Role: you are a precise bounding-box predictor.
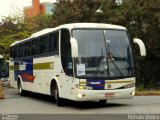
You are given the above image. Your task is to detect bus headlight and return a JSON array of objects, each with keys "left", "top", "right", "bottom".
[
  {"left": 76, "top": 85, "right": 93, "bottom": 90},
  {"left": 77, "top": 93, "right": 83, "bottom": 98},
  {"left": 123, "top": 83, "right": 135, "bottom": 89},
  {"left": 77, "top": 93, "right": 86, "bottom": 98}
]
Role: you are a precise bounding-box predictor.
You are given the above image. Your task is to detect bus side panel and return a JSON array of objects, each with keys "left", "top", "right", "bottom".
[
  {"left": 10, "top": 58, "right": 35, "bottom": 91},
  {"left": 32, "top": 55, "right": 61, "bottom": 95}
]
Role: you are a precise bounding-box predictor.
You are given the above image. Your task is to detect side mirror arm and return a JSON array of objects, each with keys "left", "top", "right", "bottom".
[{"left": 133, "top": 38, "right": 146, "bottom": 57}]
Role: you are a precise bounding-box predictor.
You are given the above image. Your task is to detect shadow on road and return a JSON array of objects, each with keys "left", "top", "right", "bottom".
[
  {"left": 4, "top": 87, "right": 129, "bottom": 109},
  {"left": 21, "top": 91, "right": 129, "bottom": 109},
  {"left": 69, "top": 102, "right": 128, "bottom": 109}
]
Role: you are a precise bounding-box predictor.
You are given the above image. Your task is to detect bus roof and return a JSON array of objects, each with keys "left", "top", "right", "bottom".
[
  {"left": 10, "top": 23, "right": 127, "bottom": 46},
  {"left": 59, "top": 23, "right": 127, "bottom": 30}
]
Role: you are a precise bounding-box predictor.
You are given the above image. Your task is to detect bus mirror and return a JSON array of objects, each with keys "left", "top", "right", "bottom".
[
  {"left": 70, "top": 37, "right": 78, "bottom": 57},
  {"left": 133, "top": 38, "right": 146, "bottom": 56}
]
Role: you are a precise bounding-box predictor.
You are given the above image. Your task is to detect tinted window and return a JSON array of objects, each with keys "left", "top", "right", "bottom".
[
  {"left": 10, "top": 47, "right": 14, "bottom": 59},
  {"left": 61, "top": 29, "right": 73, "bottom": 76},
  {"left": 39, "top": 35, "right": 49, "bottom": 54},
  {"left": 32, "top": 38, "right": 39, "bottom": 56},
  {"left": 25, "top": 42, "right": 32, "bottom": 57},
  {"left": 49, "top": 32, "right": 59, "bottom": 53},
  {"left": 15, "top": 45, "right": 19, "bottom": 58},
  {"left": 19, "top": 44, "right": 25, "bottom": 58}
]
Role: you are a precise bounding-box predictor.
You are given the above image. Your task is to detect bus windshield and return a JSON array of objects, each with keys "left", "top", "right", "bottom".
[{"left": 72, "top": 29, "right": 134, "bottom": 78}]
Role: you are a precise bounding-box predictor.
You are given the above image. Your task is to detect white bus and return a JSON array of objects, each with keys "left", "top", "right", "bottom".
[{"left": 9, "top": 23, "right": 146, "bottom": 106}]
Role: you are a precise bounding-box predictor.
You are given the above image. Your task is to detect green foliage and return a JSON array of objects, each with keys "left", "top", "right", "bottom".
[
  {"left": 24, "top": 15, "right": 53, "bottom": 32},
  {"left": 52, "top": 0, "right": 101, "bottom": 26},
  {"left": 121, "top": 0, "right": 160, "bottom": 59},
  {"left": 0, "top": 16, "right": 32, "bottom": 59}
]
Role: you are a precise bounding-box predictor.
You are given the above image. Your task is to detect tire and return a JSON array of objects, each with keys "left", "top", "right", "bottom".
[
  {"left": 51, "top": 83, "right": 64, "bottom": 107},
  {"left": 99, "top": 100, "right": 107, "bottom": 104},
  {"left": 17, "top": 80, "right": 25, "bottom": 96},
  {"left": 54, "top": 84, "right": 64, "bottom": 106}
]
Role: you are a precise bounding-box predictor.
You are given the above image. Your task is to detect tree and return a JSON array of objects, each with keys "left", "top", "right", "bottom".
[
  {"left": 0, "top": 16, "right": 31, "bottom": 59},
  {"left": 120, "top": 0, "right": 160, "bottom": 59},
  {"left": 52, "top": 0, "right": 101, "bottom": 26}
]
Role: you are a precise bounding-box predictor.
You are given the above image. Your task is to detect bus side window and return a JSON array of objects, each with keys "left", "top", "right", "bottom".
[
  {"left": 24, "top": 42, "right": 28, "bottom": 57},
  {"left": 50, "top": 32, "right": 59, "bottom": 53},
  {"left": 32, "top": 38, "right": 39, "bottom": 56},
  {"left": 25, "top": 42, "right": 32, "bottom": 57},
  {"left": 28, "top": 42, "right": 32, "bottom": 56},
  {"left": 61, "top": 29, "right": 73, "bottom": 77},
  {"left": 54, "top": 32, "right": 59, "bottom": 52},
  {"left": 19, "top": 44, "right": 24, "bottom": 58},
  {"left": 40, "top": 36, "right": 45, "bottom": 54},
  {"left": 22, "top": 44, "right": 25, "bottom": 57},
  {"left": 45, "top": 35, "right": 50, "bottom": 53},
  {"left": 40, "top": 35, "right": 49, "bottom": 55},
  {"left": 10, "top": 47, "right": 14, "bottom": 59},
  {"left": 15, "top": 45, "right": 19, "bottom": 59},
  {"left": 50, "top": 33, "right": 54, "bottom": 53}
]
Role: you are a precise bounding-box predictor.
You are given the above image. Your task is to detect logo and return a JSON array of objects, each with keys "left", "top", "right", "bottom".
[
  {"left": 90, "top": 82, "right": 101, "bottom": 85},
  {"left": 2, "top": 114, "right": 18, "bottom": 120},
  {"left": 107, "top": 84, "right": 112, "bottom": 89},
  {"left": 87, "top": 79, "right": 105, "bottom": 90}
]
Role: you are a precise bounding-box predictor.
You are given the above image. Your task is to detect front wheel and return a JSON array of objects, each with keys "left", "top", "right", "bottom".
[{"left": 54, "top": 84, "right": 64, "bottom": 106}]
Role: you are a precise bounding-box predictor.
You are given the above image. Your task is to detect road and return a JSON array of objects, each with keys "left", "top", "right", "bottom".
[{"left": 0, "top": 87, "right": 160, "bottom": 120}]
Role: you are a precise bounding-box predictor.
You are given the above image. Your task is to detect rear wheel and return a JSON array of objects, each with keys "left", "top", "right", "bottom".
[{"left": 17, "top": 80, "right": 25, "bottom": 96}]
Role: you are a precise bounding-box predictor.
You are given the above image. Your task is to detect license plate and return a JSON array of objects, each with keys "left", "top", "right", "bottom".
[{"left": 105, "top": 93, "right": 115, "bottom": 97}]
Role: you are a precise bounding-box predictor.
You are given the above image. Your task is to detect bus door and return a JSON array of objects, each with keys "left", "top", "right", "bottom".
[{"left": 60, "top": 29, "right": 75, "bottom": 98}]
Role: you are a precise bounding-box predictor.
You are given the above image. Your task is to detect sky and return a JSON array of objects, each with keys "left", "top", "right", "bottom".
[{"left": 0, "top": 0, "right": 56, "bottom": 21}]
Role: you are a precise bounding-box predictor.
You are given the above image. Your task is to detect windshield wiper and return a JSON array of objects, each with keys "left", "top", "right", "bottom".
[
  {"left": 94, "top": 48, "right": 104, "bottom": 77},
  {"left": 106, "top": 45, "right": 124, "bottom": 77},
  {"left": 109, "top": 55, "right": 124, "bottom": 77},
  {"left": 104, "top": 31, "right": 124, "bottom": 77}
]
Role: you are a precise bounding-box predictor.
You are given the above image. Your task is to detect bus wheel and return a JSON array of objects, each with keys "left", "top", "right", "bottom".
[
  {"left": 54, "top": 84, "right": 64, "bottom": 106},
  {"left": 99, "top": 100, "right": 107, "bottom": 104},
  {"left": 17, "top": 80, "right": 25, "bottom": 96}
]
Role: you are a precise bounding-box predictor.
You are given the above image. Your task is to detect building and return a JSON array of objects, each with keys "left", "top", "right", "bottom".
[{"left": 24, "top": 0, "right": 55, "bottom": 17}]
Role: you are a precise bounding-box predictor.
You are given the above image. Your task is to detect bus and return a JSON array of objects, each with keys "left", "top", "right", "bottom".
[
  {"left": 0, "top": 55, "right": 9, "bottom": 80},
  {"left": 9, "top": 23, "right": 146, "bottom": 106}
]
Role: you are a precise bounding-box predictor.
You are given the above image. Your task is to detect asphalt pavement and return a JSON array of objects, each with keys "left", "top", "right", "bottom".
[{"left": 0, "top": 87, "right": 160, "bottom": 120}]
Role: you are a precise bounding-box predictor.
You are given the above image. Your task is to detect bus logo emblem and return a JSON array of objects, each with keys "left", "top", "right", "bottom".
[{"left": 107, "top": 84, "right": 111, "bottom": 89}]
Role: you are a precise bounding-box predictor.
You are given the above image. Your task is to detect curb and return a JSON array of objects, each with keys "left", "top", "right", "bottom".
[{"left": 135, "top": 92, "right": 160, "bottom": 96}]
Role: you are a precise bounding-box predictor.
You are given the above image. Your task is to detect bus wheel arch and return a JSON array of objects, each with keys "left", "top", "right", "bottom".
[
  {"left": 17, "top": 77, "right": 25, "bottom": 96},
  {"left": 50, "top": 79, "right": 64, "bottom": 106},
  {"left": 50, "top": 79, "right": 57, "bottom": 97}
]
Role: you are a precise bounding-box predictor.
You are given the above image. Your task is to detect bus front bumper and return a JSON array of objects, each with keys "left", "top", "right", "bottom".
[{"left": 73, "top": 87, "right": 135, "bottom": 101}]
